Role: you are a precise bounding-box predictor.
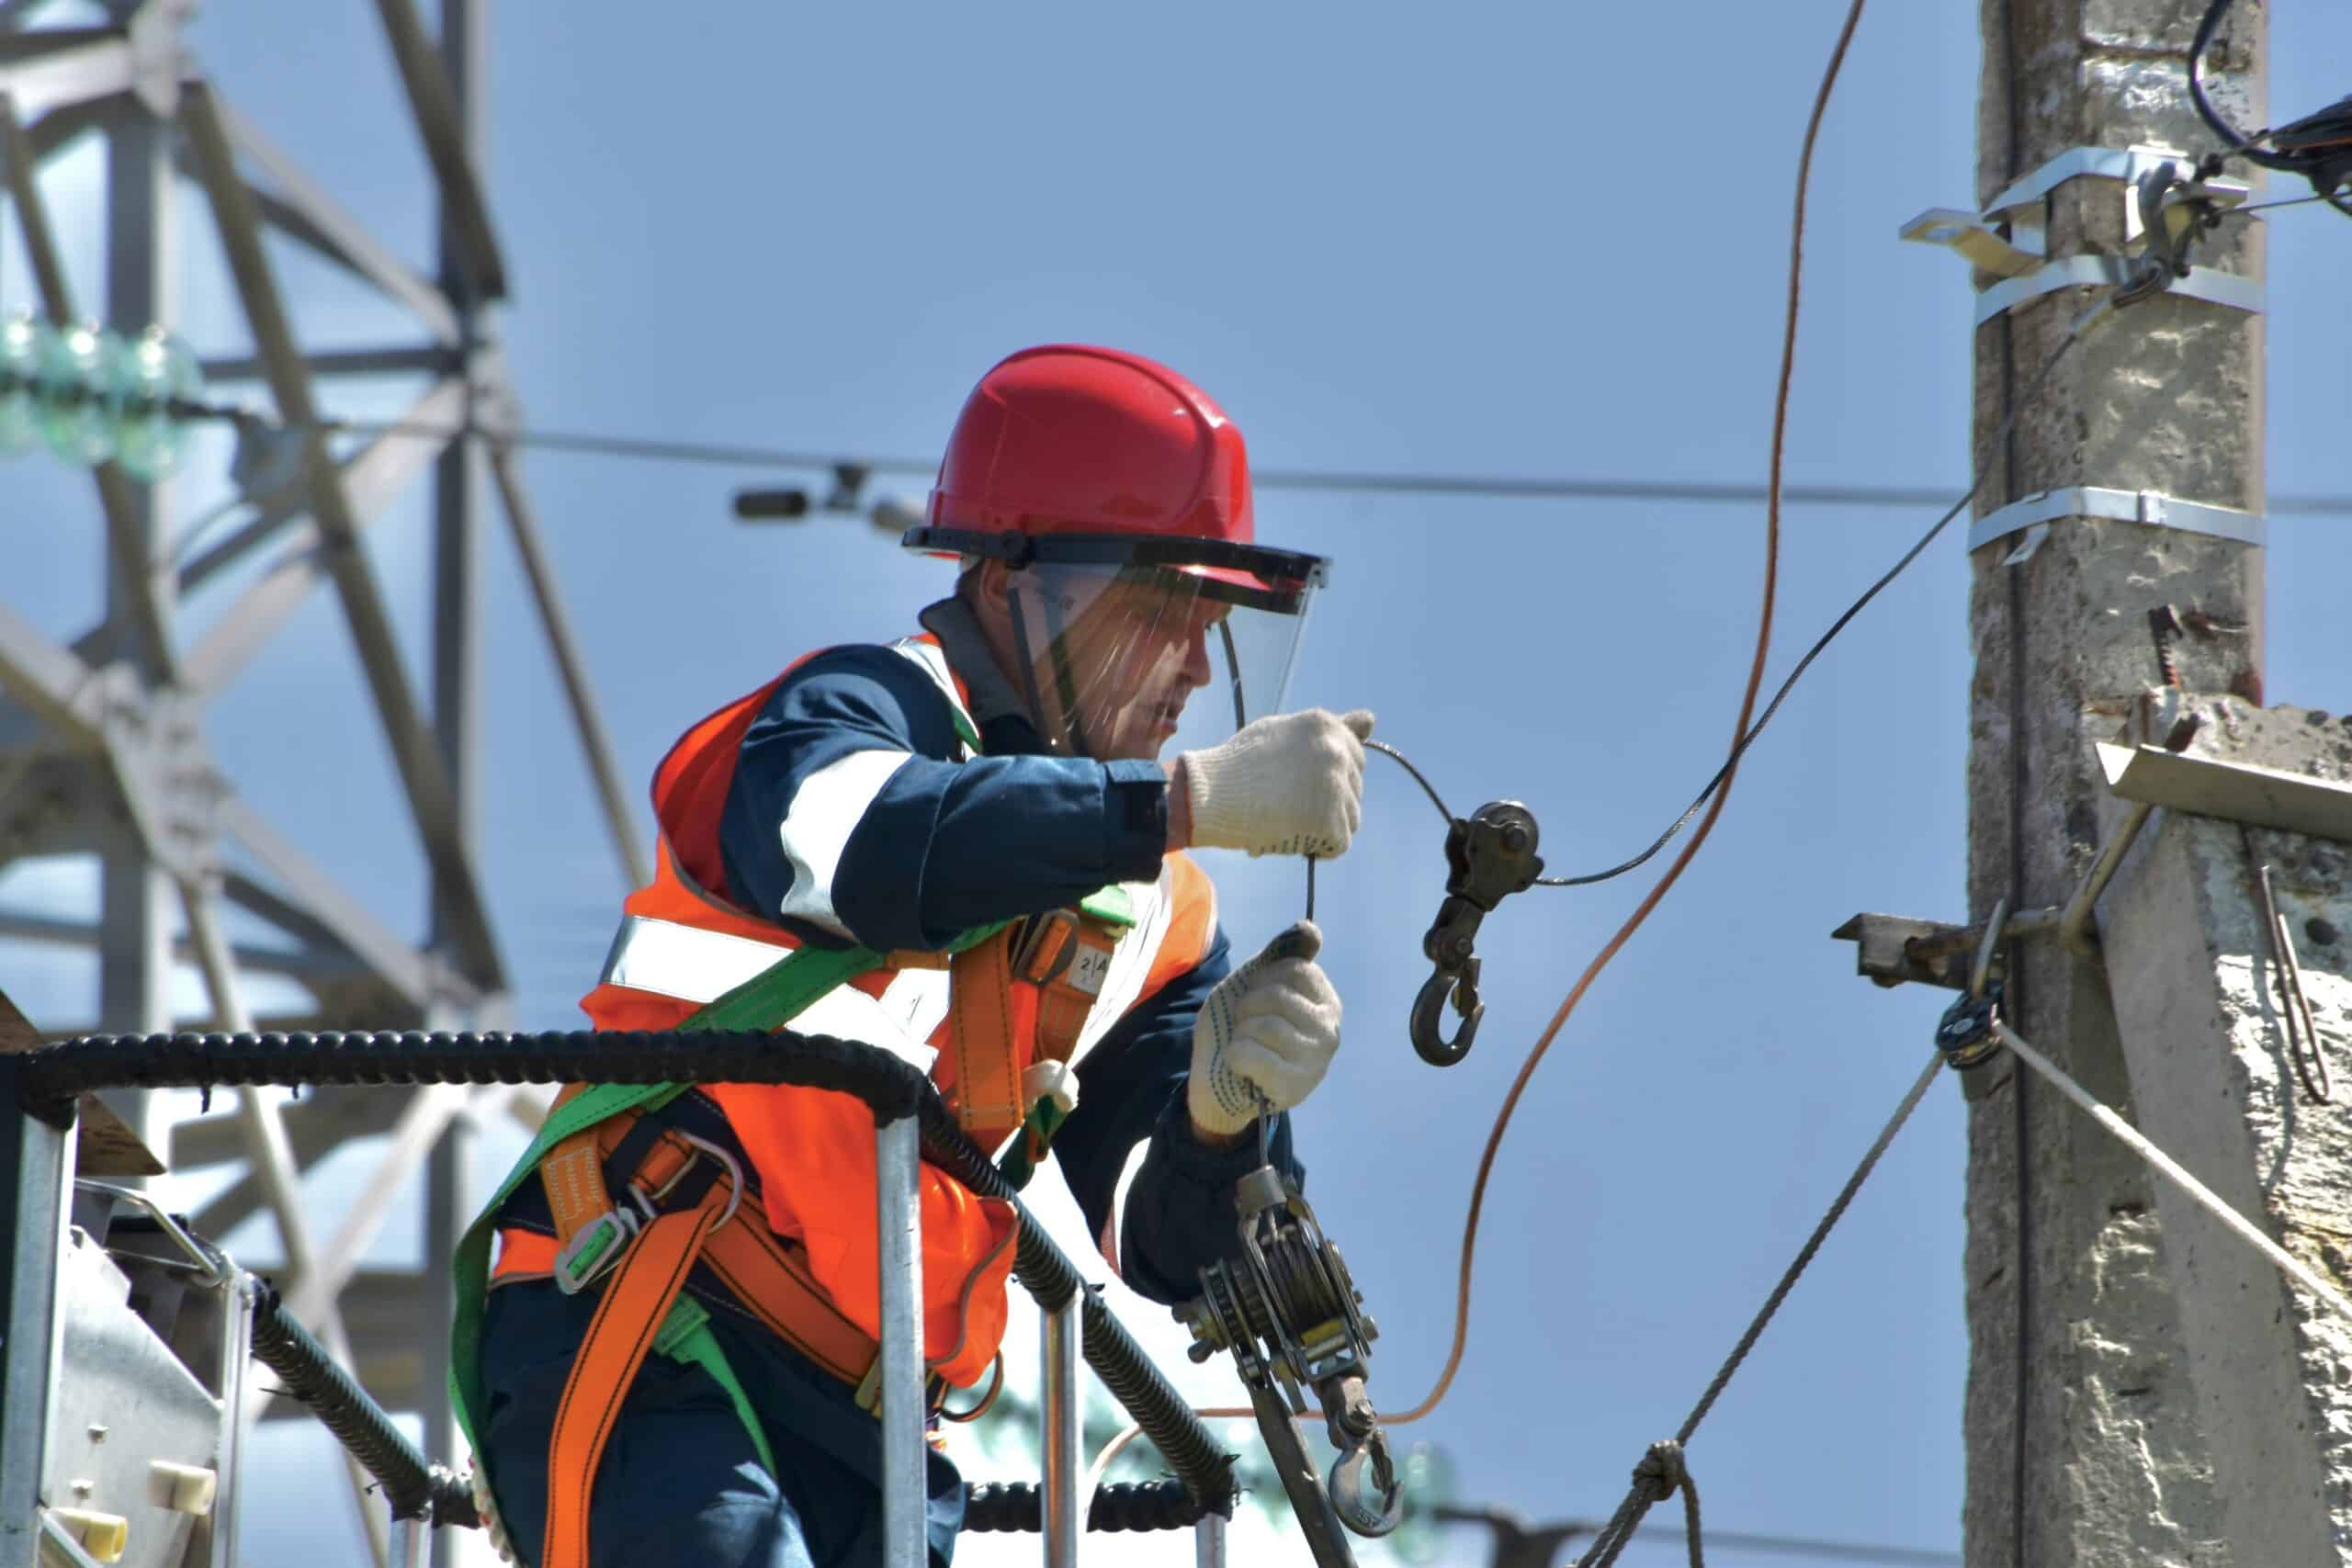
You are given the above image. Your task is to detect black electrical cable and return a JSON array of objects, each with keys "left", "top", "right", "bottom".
[
  {"left": 962, "top": 1481, "right": 1215, "bottom": 1533},
  {"left": 2189, "top": 0, "right": 2352, "bottom": 206},
  {"left": 2189, "top": 0, "right": 2282, "bottom": 168},
  {"left": 249, "top": 1280, "right": 480, "bottom": 1526},
  {"left": 1410, "top": 290, "right": 2119, "bottom": 893}
]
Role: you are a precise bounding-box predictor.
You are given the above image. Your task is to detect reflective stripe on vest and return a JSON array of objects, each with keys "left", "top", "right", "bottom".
[
  {"left": 598, "top": 913, "right": 948, "bottom": 1069},
  {"left": 889, "top": 636, "right": 979, "bottom": 757}
]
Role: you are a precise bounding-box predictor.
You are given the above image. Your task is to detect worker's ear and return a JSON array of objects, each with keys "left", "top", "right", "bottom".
[{"left": 963, "top": 559, "right": 1016, "bottom": 616}]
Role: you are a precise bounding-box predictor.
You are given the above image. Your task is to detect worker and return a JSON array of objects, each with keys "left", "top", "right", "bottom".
[{"left": 458, "top": 344, "right": 1374, "bottom": 1567}]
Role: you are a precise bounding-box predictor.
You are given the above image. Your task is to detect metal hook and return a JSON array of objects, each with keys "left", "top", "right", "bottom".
[
  {"left": 1329, "top": 1436, "right": 1406, "bottom": 1538},
  {"left": 1411, "top": 960, "right": 1483, "bottom": 1066},
  {"left": 1407, "top": 801, "right": 1541, "bottom": 1068}
]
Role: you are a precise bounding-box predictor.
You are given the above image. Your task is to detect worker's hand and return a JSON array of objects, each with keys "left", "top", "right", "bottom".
[
  {"left": 1189, "top": 922, "right": 1341, "bottom": 1140},
  {"left": 1174, "top": 708, "right": 1374, "bottom": 858}
]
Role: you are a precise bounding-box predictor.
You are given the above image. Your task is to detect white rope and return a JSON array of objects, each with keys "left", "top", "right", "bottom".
[{"left": 1992, "top": 1021, "right": 2352, "bottom": 1325}]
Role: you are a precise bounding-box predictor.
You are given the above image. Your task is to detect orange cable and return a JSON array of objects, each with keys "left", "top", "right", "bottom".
[{"left": 1385, "top": 0, "right": 1871, "bottom": 1428}]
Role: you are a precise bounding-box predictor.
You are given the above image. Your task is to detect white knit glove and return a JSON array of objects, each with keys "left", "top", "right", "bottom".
[
  {"left": 1188, "top": 921, "right": 1342, "bottom": 1139},
  {"left": 1181, "top": 709, "right": 1374, "bottom": 858}
]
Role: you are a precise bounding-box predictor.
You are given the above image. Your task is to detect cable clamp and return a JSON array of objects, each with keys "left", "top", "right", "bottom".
[
  {"left": 1969, "top": 486, "right": 2263, "bottom": 558},
  {"left": 1934, "top": 897, "right": 2012, "bottom": 1071},
  {"left": 1936, "top": 976, "right": 2007, "bottom": 1071},
  {"left": 1902, "top": 143, "right": 2257, "bottom": 324}
]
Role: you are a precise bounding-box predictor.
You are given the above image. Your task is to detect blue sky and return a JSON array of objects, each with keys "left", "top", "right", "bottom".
[{"left": 5, "top": 4, "right": 2350, "bottom": 1564}]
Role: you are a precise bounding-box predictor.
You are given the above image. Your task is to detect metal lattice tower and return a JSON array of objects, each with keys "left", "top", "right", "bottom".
[{"left": 0, "top": 3, "right": 645, "bottom": 1562}]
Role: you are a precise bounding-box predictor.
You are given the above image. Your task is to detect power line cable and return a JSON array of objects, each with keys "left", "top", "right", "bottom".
[
  {"left": 414, "top": 423, "right": 2352, "bottom": 515},
  {"left": 12, "top": 335, "right": 2351, "bottom": 514}
]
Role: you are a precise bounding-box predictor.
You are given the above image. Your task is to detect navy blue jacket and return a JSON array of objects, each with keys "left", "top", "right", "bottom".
[{"left": 717, "top": 642, "right": 1304, "bottom": 1305}]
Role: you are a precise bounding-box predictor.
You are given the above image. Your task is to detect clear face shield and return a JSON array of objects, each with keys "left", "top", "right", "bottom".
[{"left": 996, "top": 546, "right": 1324, "bottom": 762}]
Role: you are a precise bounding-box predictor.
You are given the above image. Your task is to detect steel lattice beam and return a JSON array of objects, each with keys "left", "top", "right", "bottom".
[{"left": 0, "top": 8, "right": 633, "bottom": 1565}]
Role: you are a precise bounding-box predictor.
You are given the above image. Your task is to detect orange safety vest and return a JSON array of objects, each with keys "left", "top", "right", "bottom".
[{"left": 500, "top": 633, "right": 1216, "bottom": 1388}]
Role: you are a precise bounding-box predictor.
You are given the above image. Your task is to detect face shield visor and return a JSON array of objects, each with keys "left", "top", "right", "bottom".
[{"left": 917, "top": 530, "right": 1328, "bottom": 762}]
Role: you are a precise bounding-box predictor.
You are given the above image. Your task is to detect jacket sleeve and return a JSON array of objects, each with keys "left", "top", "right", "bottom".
[
  {"left": 1050, "top": 924, "right": 1311, "bottom": 1306},
  {"left": 718, "top": 646, "right": 1171, "bottom": 952}
]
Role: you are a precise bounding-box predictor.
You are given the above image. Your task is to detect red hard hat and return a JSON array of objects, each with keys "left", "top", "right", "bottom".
[{"left": 924, "top": 344, "right": 1253, "bottom": 547}]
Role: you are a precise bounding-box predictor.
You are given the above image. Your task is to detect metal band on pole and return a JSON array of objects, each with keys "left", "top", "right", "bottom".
[
  {"left": 876, "top": 1115, "right": 928, "bottom": 1568},
  {"left": 1967, "top": 486, "right": 2264, "bottom": 555},
  {"left": 1972, "top": 254, "right": 2261, "bottom": 324},
  {"left": 1042, "top": 1298, "right": 1083, "bottom": 1566}
]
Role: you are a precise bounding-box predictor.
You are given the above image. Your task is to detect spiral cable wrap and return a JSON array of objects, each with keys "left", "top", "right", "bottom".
[
  {"left": 8, "top": 1026, "right": 1239, "bottom": 1524},
  {"left": 962, "top": 1480, "right": 1216, "bottom": 1533},
  {"left": 249, "top": 1280, "right": 479, "bottom": 1527},
  {"left": 15, "top": 1027, "right": 930, "bottom": 1125}
]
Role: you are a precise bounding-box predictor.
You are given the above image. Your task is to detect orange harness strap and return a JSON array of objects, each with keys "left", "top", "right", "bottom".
[
  {"left": 1014, "top": 909, "right": 1119, "bottom": 1061},
  {"left": 496, "top": 1101, "right": 880, "bottom": 1391},
  {"left": 541, "top": 1192, "right": 728, "bottom": 1568},
  {"left": 944, "top": 909, "right": 1122, "bottom": 1147},
  {"left": 946, "top": 931, "right": 1022, "bottom": 1146}
]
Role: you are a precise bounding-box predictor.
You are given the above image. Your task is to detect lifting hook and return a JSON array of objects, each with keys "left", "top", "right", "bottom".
[{"left": 1410, "top": 801, "right": 1544, "bottom": 1066}]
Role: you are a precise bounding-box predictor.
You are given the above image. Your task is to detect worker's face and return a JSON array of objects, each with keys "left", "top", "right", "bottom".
[{"left": 1016, "top": 570, "right": 1224, "bottom": 761}]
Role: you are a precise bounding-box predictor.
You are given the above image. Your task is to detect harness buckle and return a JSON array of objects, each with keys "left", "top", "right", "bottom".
[
  {"left": 553, "top": 1207, "right": 642, "bottom": 1295},
  {"left": 631, "top": 1131, "right": 747, "bottom": 1237},
  {"left": 554, "top": 1132, "right": 748, "bottom": 1295},
  {"left": 851, "top": 1361, "right": 954, "bottom": 1418}
]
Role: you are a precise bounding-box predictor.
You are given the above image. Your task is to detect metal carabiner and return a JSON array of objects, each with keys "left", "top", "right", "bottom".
[{"left": 1410, "top": 956, "right": 1483, "bottom": 1067}]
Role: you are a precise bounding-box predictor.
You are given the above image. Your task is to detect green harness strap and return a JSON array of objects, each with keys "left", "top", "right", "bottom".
[
  {"left": 448, "top": 936, "right": 908, "bottom": 1463},
  {"left": 450, "top": 860, "right": 1142, "bottom": 1481}
]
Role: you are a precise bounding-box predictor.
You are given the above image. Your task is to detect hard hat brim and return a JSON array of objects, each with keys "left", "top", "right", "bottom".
[{"left": 903, "top": 526, "right": 1327, "bottom": 616}]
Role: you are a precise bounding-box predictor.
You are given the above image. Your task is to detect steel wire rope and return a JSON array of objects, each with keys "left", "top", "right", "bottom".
[
  {"left": 1573, "top": 1053, "right": 1947, "bottom": 1568},
  {"left": 1990, "top": 1021, "right": 2352, "bottom": 1323},
  {"left": 1080, "top": 1058, "right": 1951, "bottom": 1558}
]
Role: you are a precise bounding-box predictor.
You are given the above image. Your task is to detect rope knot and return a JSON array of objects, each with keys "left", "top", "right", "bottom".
[{"left": 1633, "top": 1438, "right": 1688, "bottom": 1502}]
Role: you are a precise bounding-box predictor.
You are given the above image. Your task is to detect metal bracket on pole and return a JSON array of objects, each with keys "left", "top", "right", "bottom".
[
  {"left": 1902, "top": 143, "right": 2257, "bottom": 323},
  {"left": 1968, "top": 487, "right": 2265, "bottom": 556}
]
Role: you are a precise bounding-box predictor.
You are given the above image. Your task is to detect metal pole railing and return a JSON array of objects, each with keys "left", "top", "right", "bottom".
[
  {"left": 7, "top": 1027, "right": 1238, "bottom": 1529},
  {"left": 1042, "top": 1297, "right": 1083, "bottom": 1565},
  {"left": 876, "top": 1114, "right": 929, "bottom": 1568}
]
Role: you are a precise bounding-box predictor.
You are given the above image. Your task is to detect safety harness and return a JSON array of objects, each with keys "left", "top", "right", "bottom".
[{"left": 451, "top": 873, "right": 1135, "bottom": 1568}]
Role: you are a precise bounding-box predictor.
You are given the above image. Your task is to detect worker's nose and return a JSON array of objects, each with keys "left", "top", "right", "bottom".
[{"left": 1181, "top": 626, "right": 1215, "bottom": 689}]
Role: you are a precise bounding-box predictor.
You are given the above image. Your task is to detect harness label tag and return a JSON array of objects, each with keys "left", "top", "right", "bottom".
[{"left": 1068, "top": 943, "right": 1112, "bottom": 997}]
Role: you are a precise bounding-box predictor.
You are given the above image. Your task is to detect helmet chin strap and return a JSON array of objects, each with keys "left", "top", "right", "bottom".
[
  {"left": 1218, "top": 616, "right": 1248, "bottom": 729},
  {"left": 1039, "top": 582, "right": 1097, "bottom": 758},
  {"left": 1007, "top": 578, "right": 1096, "bottom": 758}
]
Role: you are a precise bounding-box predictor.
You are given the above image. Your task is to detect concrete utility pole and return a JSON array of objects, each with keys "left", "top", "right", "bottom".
[{"left": 1962, "top": 2, "right": 2267, "bottom": 1566}]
